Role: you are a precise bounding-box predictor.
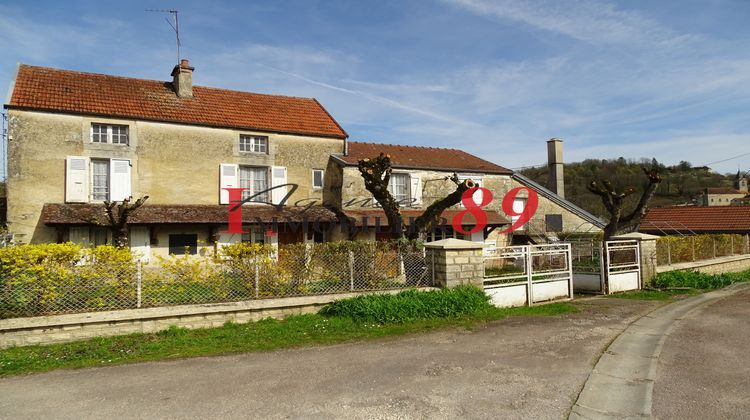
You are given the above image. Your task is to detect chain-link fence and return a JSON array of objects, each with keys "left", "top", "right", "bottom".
[
  {"left": 656, "top": 234, "right": 750, "bottom": 266},
  {"left": 0, "top": 242, "right": 433, "bottom": 319}
]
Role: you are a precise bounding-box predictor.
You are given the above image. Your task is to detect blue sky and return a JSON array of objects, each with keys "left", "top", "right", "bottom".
[{"left": 2, "top": 0, "right": 749, "bottom": 175}]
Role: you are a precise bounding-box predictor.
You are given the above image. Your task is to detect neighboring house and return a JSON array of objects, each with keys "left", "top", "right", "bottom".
[
  {"left": 639, "top": 206, "right": 750, "bottom": 235},
  {"left": 700, "top": 171, "right": 749, "bottom": 206},
  {"left": 329, "top": 140, "right": 604, "bottom": 247},
  {"left": 4, "top": 61, "right": 602, "bottom": 257}
]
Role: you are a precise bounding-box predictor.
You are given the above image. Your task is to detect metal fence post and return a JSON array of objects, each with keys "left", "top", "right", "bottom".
[
  {"left": 525, "top": 246, "right": 533, "bottom": 306},
  {"left": 349, "top": 250, "right": 355, "bottom": 291},
  {"left": 136, "top": 260, "right": 142, "bottom": 309},
  {"left": 731, "top": 235, "right": 735, "bottom": 255},
  {"left": 254, "top": 255, "right": 260, "bottom": 298},
  {"left": 712, "top": 237, "right": 717, "bottom": 259},
  {"left": 667, "top": 240, "right": 672, "bottom": 265},
  {"left": 691, "top": 237, "right": 696, "bottom": 262}
]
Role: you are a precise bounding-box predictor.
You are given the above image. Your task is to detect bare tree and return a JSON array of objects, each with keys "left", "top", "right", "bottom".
[
  {"left": 348, "top": 153, "right": 474, "bottom": 240},
  {"left": 587, "top": 167, "right": 661, "bottom": 239},
  {"left": 102, "top": 196, "right": 149, "bottom": 247}
]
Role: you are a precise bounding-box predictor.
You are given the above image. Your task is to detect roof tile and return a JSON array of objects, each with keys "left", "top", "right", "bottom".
[
  {"left": 337, "top": 141, "right": 512, "bottom": 174},
  {"left": 8, "top": 65, "right": 348, "bottom": 139},
  {"left": 640, "top": 206, "right": 750, "bottom": 233}
]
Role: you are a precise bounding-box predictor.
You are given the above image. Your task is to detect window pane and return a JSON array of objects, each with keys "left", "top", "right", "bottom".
[
  {"left": 388, "top": 174, "right": 409, "bottom": 202},
  {"left": 92, "top": 160, "right": 109, "bottom": 201},
  {"left": 111, "top": 125, "right": 128, "bottom": 145},
  {"left": 313, "top": 170, "right": 324, "bottom": 188},
  {"left": 240, "top": 167, "right": 269, "bottom": 202},
  {"left": 168, "top": 234, "right": 198, "bottom": 255},
  {"left": 92, "top": 124, "right": 107, "bottom": 143}
]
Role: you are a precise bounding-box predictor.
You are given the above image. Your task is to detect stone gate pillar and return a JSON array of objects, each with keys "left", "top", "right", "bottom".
[{"left": 424, "top": 238, "right": 484, "bottom": 288}]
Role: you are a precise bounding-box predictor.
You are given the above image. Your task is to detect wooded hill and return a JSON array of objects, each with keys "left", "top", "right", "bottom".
[{"left": 519, "top": 158, "right": 737, "bottom": 219}]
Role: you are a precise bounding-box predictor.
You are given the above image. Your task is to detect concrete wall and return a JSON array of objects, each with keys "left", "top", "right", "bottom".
[
  {"left": 656, "top": 255, "right": 750, "bottom": 276},
  {"left": 0, "top": 289, "right": 434, "bottom": 348},
  {"left": 6, "top": 109, "right": 345, "bottom": 244}
]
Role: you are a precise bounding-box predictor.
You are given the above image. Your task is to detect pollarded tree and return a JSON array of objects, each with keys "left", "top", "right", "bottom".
[
  {"left": 102, "top": 196, "right": 149, "bottom": 247},
  {"left": 587, "top": 167, "right": 661, "bottom": 240}
]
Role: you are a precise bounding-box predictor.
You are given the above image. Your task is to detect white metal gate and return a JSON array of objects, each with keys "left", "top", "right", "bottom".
[
  {"left": 605, "top": 239, "right": 641, "bottom": 293},
  {"left": 483, "top": 244, "right": 573, "bottom": 307}
]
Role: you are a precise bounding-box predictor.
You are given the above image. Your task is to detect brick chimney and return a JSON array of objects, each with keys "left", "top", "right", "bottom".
[
  {"left": 547, "top": 138, "right": 564, "bottom": 198},
  {"left": 171, "top": 59, "right": 194, "bottom": 98}
]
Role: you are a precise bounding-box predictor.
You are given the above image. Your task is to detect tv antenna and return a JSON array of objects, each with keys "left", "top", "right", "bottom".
[{"left": 146, "top": 9, "right": 181, "bottom": 64}]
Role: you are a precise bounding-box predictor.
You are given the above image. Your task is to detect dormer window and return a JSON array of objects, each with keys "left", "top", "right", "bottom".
[
  {"left": 240, "top": 135, "right": 268, "bottom": 153},
  {"left": 91, "top": 123, "right": 129, "bottom": 145}
]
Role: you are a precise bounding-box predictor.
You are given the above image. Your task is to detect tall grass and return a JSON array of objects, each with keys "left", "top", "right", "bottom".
[
  {"left": 319, "top": 286, "right": 493, "bottom": 323},
  {"left": 651, "top": 269, "right": 750, "bottom": 290}
]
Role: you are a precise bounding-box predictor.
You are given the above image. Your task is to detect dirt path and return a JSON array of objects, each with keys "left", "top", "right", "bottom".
[{"left": 0, "top": 298, "right": 657, "bottom": 420}]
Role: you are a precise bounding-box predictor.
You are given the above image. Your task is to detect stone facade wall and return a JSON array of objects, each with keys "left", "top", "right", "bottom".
[{"left": 6, "top": 109, "right": 345, "bottom": 244}]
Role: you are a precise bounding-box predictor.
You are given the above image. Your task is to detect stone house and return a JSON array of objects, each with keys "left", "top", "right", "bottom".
[
  {"left": 700, "top": 171, "right": 749, "bottom": 206},
  {"left": 4, "top": 61, "right": 602, "bottom": 258}
]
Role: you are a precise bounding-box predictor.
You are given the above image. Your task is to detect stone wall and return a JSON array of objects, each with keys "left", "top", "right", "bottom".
[
  {"left": 656, "top": 255, "right": 750, "bottom": 276},
  {"left": 0, "top": 288, "right": 433, "bottom": 348}
]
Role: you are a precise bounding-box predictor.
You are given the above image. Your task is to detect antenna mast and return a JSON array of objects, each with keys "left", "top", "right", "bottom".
[{"left": 146, "top": 9, "right": 181, "bottom": 64}]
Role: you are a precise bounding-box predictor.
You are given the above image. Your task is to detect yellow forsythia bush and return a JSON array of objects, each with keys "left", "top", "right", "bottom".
[{"left": 0, "top": 243, "right": 137, "bottom": 318}]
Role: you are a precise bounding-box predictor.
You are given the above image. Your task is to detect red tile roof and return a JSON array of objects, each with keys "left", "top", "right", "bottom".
[
  {"left": 705, "top": 187, "right": 745, "bottom": 195},
  {"left": 336, "top": 141, "right": 512, "bottom": 174},
  {"left": 42, "top": 204, "right": 507, "bottom": 227},
  {"left": 640, "top": 206, "right": 750, "bottom": 233},
  {"left": 7, "top": 64, "right": 348, "bottom": 139}
]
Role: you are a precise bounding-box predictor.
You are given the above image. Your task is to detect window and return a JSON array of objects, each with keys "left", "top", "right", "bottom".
[
  {"left": 91, "top": 159, "right": 110, "bottom": 201},
  {"left": 545, "top": 214, "right": 563, "bottom": 232},
  {"left": 312, "top": 169, "right": 324, "bottom": 189},
  {"left": 91, "top": 124, "right": 129, "bottom": 145},
  {"left": 169, "top": 234, "right": 198, "bottom": 255},
  {"left": 239, "top": 166, "right": 269, "bottom": 203},
  {"left": 239, "top": 135, "right": 268, "bottom": 153},
  {"left": 388, "top": 173, "right": 410, "bottom": 202},
  {"left": 241, "top": 228, "right": 266, "bottom": 244}
]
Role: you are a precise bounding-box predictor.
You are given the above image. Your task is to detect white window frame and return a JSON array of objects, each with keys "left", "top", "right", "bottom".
[
  {"left": 239, "top": 135, "right": 268, "bottom": 153},
  {"left": 239, "top": 166, "right": 270, "bottom": 203},
  {"left": 91, "top": 123, "right": 129, "bottom": 145},
  {"left": 388, "top": 173, "right": 410, "bottom": 203},
  {"left": 312, "top": 169, "right": 324, "bottom": 189}
]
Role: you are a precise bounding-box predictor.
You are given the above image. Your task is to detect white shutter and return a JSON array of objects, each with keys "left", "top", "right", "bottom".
[
  {"left": 271, "top": 166, "right": 287, "bottom": 205},
  {"left": 472, "top": 178, "right": 483, "bottom": 206},
  {"left": 65, "top": 156, "right": 89, "bottom": 203},
  {"left": 513, "top": 198, "right": 526, "bottom": 231},
  {"left": 110, "top": 159, "right": 131, "bottom": 201},
  {"left": 409, "top": 174, "right": 422, "bottom": 207},
  {"left": 220, "top": 164, "right": 239, "bottom": 204}
]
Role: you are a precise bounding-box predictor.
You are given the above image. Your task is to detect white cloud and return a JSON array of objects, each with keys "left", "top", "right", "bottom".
[{"left": 441, "top": 0, "right": 695, "bottom": 46}]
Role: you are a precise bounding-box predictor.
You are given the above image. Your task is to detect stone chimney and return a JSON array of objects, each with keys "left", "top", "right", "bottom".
[
  {"left": 547, "top": 138, "right": 564, "bottom": 198},
  {"left": 171, "top": 59, "right": 194, "bottom": 98}
]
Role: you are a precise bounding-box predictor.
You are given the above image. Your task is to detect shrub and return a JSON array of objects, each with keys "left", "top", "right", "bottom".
[
  {"left": 319, "top": 285, "right": 492, "bottom": 323},
  {"left": 651, "top": 269, "right": 750, "bottom": 290}
]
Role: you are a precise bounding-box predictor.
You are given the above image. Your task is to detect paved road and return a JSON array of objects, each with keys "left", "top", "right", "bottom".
[
  {"left": 652, "top": 286, "right": 750, "bottom": 418},
  {"left": 0, "top": 298, "right": 657, "bottom": 420}
]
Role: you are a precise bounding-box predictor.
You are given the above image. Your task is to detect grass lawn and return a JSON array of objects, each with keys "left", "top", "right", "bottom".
[{"left": 0, "top": 302, "right": 576, "bottom": 376}]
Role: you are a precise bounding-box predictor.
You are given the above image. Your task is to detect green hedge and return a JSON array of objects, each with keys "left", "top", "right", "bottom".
[
  {"left": 319, "top": 286, "right": 492, "bottom": 324},
  {"left": 652, "top": 269, "right": 750, "bottom": 290}
]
